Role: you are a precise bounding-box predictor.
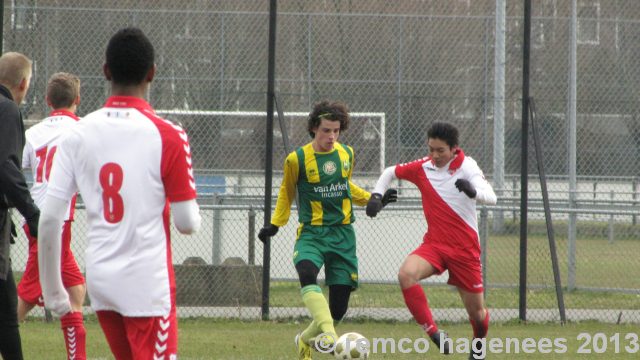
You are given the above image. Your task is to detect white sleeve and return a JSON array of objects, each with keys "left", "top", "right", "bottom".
[
  {"left": 469, "top": 166, "right": 497, "bottom": 205},
  {"left": 22, "top": 141, "right": 32, "bottom": 170},
  {"left": 38, "top": 195, "right": 72, "bottom": 316},
  {"left": 171, "top": 199, "right": 201, "bottom": 234},
  {"left": 372, "top": 166, "right": 398, "bottom": 195}
]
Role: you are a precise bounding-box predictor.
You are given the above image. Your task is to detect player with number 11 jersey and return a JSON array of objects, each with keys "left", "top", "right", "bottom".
[{"left": 20, "top": 72, "right": 87, "bottom": 360}]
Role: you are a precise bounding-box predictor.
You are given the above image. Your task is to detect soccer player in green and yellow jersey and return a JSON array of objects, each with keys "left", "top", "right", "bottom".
[{"left": 259, "top": 100, "right": 397, "bottom": 360}]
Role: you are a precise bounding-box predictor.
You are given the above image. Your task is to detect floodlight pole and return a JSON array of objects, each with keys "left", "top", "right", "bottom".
[
  {"left": 519, "top": 0, "right": 532, "bottom": 322},
  {"left": 262, "top": 0, "right": 277, "bottom": 321},
  {"left": 567, "top": 0, "right": 578, "bottom": 291}
]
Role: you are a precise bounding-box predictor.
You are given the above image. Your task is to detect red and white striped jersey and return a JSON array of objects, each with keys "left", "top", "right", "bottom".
[
  {"left": 394, "top": 150, "right": 496, "bottom": 255},
  {"left": 22, "top": 110, "right": 79, "bottom": 222},
  {"left": 46, "top": 96, "right": 196, "bottom": 316}
]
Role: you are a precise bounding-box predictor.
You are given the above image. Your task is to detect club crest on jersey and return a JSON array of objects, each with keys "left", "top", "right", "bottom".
[
  {"left": 323, "top": 161, "right": 337, "bottom": 175},
  {"left": 342, "top": 160, "right": 351, "bottom": 171}
]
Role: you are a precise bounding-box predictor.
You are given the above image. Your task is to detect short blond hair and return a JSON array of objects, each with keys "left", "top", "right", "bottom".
[
  {"left": 47, "top": 72, "right": 80, "bottom": 109},
  {"left": 0, "top": 52, "right": 32, "bottom": 88}
]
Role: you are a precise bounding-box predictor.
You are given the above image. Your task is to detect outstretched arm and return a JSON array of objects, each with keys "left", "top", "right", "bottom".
[
  {"left": 366, "top": 166, "right": 398, "bottom": 217},
  {"left": 270, "top": 152, "right": 298, "bottom": 227},
  {"left": 349, "top": 181, "right": 370, "bottom": 206},
  {"left": 372, "top": 166, "right": 397, "bottom": 195},
  {"left": 259, "top": 153, "right": 298, "bottom": 243}
]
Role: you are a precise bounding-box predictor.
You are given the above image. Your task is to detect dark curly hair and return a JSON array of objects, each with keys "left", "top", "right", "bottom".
[
  {"left": 427, "top": 122, "right": 459, "bottom": 148},
  {"left": 307, "top": 100, "right": 350, "bottom": 138},
  {"left": 106, "top": 27, "right": 155, "bottom": 86}
]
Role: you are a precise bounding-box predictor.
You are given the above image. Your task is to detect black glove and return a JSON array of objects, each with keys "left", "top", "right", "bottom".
[
  {"left": 381, "top": 189, "right": 398, "bottom": 207},
  {"left": 9, "top": 220, "right": 17, "bottom": 244},
  {"left": 258, "top": 224, "right": 278, "bottom": 243},
  {"left": 455, "top": 179, "right": 477, "bottom": 199},
  {"left": 25, "top": 210, "right": 40, "bottom": 238},
  {"left": 366, "top": 193, "right": 383, "bottom": 218},
  {"left": 10, "top": 220, "right": 17, "bottom": 238}
]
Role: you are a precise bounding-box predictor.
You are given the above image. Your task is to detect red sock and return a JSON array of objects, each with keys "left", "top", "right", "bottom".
[
  {"left": 402, "top": 284, "right": 438, "bottom": 336},
  {"left": 470, "top": 309, "right": 490, "bottom": 338},
  {"left": 61, "top": 311, "right": 86, "bottom": 360}
]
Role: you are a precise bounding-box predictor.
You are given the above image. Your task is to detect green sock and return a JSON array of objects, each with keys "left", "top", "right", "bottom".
[{"left": 300, "top": 285, "right": 336, "bottom": 341}]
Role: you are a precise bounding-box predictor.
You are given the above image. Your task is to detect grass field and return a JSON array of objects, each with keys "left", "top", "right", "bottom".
[
  {"left": 18, "top": 227, "right": 640, "bottom": 358},
  {"left": 22, "top": 317, "right": 640, "bottom": 359},
  {"left": 265, "top": 233, "right": 640, "bottom": 314},
  {"left": 270, "top": 281, "right": 640, "bottom": 310},
  {"left": 486, "top": 234, "right": 640, "bottom": 290}
]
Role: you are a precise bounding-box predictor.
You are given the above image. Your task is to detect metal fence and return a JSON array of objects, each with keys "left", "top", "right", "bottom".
[{"left": 5, "top": 0, "right": 640, "bottom": 323}]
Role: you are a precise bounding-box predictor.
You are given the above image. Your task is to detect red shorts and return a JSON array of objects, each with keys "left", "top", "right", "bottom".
[
  {"left": 17, "top": 222, "right": 85, "bottom": 306},
  {"left": 411, "top": 241, "right": 484, "bottom": 293},
  {"left": 96, "top": 307, "right": 178, "bottom": 360}
]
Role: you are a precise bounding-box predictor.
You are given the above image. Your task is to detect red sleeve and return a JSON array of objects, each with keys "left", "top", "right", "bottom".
[
  {"left": 158, "top": 122, "right": 197, "bottom": 202},
  {"left": 394, "top": 157, "right": 428, "bottom": 185}
]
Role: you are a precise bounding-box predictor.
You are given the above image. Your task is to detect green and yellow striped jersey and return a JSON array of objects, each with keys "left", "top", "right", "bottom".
[{"left": 271, "top": 142, "right": 370, "bottom": 227}]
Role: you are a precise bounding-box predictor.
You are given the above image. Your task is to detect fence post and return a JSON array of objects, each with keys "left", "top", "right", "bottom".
[
  {"left": 633, "top": 177, "right": 638, "bottom": 226},
  {"left": 212, "top": 193, "right": 222, "bottom": 265},
  {"left": 592, "top": 182, "right": 597, "bottom": 220},
  {"left": 237, "top": 173, "right": 244, "bottom": 195},
  {"left": 608, "top": 190, "right": 615, "bottom": 244},
  {"left": 248, "top": 206, "right": 256, "bottom": 265},
  {"left": 479, "top": 207, "right": 489, "bottom": 299},
  {"left": 512, "top": 176, "right": 517, "bottom": 221}
]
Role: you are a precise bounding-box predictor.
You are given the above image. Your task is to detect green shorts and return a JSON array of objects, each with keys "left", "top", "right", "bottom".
[{"left": 293, "top": 223, "right": 358, "bottom": 289}]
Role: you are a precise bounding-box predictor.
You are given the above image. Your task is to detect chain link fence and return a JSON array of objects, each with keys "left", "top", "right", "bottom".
[{"left": 5, "top": 0, "right": 640, "bottom": 323}]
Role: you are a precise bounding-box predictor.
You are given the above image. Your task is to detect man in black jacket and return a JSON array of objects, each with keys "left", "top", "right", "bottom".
[{"left": 0, "top": 52, "right": 38, "bottom": 360}]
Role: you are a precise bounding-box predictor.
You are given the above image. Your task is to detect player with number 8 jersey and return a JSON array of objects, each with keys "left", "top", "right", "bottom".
[
  {"left": 49, "top": 94, "right": 197, "bottom": 315},
  {"left": 38, "top": 28, "right": 201, "bottom": 360}
]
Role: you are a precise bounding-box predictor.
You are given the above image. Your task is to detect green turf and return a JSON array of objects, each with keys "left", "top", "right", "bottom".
[
  {"left": 270, "top": 231, "right": 640, "bottom": 311},
  {"left": 486, "top": 234, "right": 640, "bottom": 289},
  {"left": 21, "top": 317, "right": 640, "bottom": 359},
  {"left": 269, "top": 281, "right": 640, "bottom": 310}
]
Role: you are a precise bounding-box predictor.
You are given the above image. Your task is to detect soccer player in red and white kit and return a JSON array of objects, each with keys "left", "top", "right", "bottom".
[
  {"left": 38, "top": 27, "right": 201, "bottom": 360},
  {"left": 19, "top": 72, "right": 87, "bottom": 360},
  {"left": 366, "top": 122, "right": 496, "bottom": 360}
]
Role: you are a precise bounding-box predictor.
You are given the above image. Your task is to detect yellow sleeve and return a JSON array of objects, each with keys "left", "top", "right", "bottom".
[
  {"left": 345, "top": 146, "right": 371, "bottom": 206},
  {"left": 350, "top": 181, "right": 371, "bottom": 206},
  {"left": 271, "top": 152, "right": 299, "bottom": 227}
]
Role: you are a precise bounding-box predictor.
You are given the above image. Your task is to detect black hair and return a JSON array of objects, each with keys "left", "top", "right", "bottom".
[
  {"left": 427, "top": 122, "right": 459, "bottom": 148},
  {"left": 307, "top": 100, "right": 350, "bottom": 138},
  {"left": 105, "top": 27, "right": 155, "bottom": 86}
]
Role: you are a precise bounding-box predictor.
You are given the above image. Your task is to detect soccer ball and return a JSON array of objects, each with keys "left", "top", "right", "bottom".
[{"left": 334, "top": 332, "right": 370, "bottom": 360}]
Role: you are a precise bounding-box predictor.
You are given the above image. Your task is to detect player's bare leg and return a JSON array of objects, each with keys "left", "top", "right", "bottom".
[
  {"left": 17, "top": 298, "right": 36, "bottom": 323},
  {"left": 398, "top": 255, "right": 451, "bottom": 354},
  {"left": 60, "top": 284, "right": 87, "bottom": 360},
  {"left": 67, "top": 283, "right": 86, "bottom": 313},
  {"left": 458, "top": 288, "right": 489, "bottom": 359}
]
